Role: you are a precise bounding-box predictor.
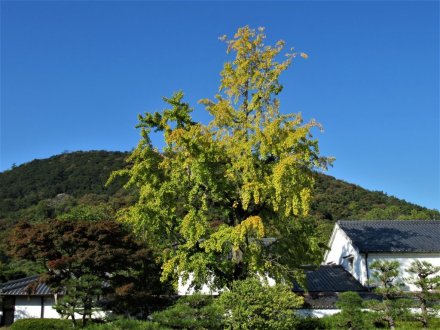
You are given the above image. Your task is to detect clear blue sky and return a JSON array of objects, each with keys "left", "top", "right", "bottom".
[{"left": 1, "top": 1, "right": 439, "bottom": 210}]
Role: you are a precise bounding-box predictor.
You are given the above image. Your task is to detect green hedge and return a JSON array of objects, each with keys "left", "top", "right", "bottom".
[
  {"left": 9, "top": 318, "right": 167, "bottom": 330},
  {"left": 318, "top": 313, "right": 440, "bottom": 329},
  {"left": 10, "top": 318, "right": 73, "bottom": 330},
  {"left": 84, "top": 319, "right": 167, "bottom": 330}
]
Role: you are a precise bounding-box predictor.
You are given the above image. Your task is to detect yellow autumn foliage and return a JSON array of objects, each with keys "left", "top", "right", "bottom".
[{"left": 109, "top": 26, "right": 332, "bottom": 291}]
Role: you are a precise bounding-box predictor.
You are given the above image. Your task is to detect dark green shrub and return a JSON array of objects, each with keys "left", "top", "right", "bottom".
[
  {"left": 320, "top": 311, "right": 384, "bottom": 329},
  {"left": 151, "top": 293, "right": 223, "bottom": 329},
  {"left": 218, "top": 278, "right": 304, "bottom": 330},
  {"left": 295, "top": 316, "right": 327, "bottom": 329},
  {"left": 405, "top": 260, "right": 440, "bottom": 329},
  {"left": 366, "top": 260, "right": 410, "bottom": 329},
  {"left": 84, "top": 319, "right": 167, "bottom": 330},
  {"left": 335, "top": 291, "right": 364, "bottom": 329},
  {"left": 10, "top": 318, "right": 73, "bottom": 330},
  {"left": 395, "top": 318, "right": 440, "bottom": 329},
  {"left": 108, "top": 319, "right": 166, "bottom": 330},
  {"left": 318, "top": 314, "right": 340, "bottom": 329}
]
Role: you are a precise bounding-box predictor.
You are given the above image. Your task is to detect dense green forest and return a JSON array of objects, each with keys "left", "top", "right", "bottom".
[
  {"left": 0, "top": 151, "right": 129, "bottom": 219},
  {"left": 2, "top": 150, "right": 438, "bottom": 224},
  {"left": 1, "top": 150, "right": 438, "bottom": 281}
]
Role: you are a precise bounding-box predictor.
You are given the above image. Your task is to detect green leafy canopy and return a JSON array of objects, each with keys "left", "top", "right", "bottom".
[{"left": 108, "top": 26, "right": 332, "bottom": 291}]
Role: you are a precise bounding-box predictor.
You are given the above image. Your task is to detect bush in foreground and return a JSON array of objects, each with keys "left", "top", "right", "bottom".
[
  {"left": 151, "top": 294, "right": 223, "bottom": 329},
  {"left": 83, "top": 318, "right": 165, "bottom": 330},
  {"left": 151, "top": 278, "right": 304, "bottom": 329},
  {"left": 335, "top": 291, "right": 365, "bottom": 329},
  {"left": 10, "top": 318, "right": 72, "bottom": 330},
  {"left": 219, "top": 278, "right": 304, "bottom": 330}
]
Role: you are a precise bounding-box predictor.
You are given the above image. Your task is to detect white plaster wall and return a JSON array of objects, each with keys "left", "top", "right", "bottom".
[
  {"left": 14, "top": 296, "right": 63, "bottom": 321},
  {"left": 14, "top": 297, "right": 42, "bottom": 320},
  {"left": 324, "top": 225, "right": 357, "bottom": 267},
  {"left": 298, "top": 308, "right": 440, "bottom": 319},
  {"left": 178, "top": 273, "right": 276, "bottom": 295},
  {"left": 178, "top": 275, "right": 221, "bottom": 295},
  {"left": 353, "top": 251, "right": 367, "bottom": 284},
  {"left": 367, "top": 253, "right": 440, "bottom": 291},
  {"left": 324, "top": 224, "right": 364, "bottom": 282},
  {"left": 296, "top": 309, "right": 340, "bottom": 318},
  {"left": 13, "top": 296, "right": 108, "bottom": 322},
  {"left": 43, "top": 297, "right": 62, "bottom": 319}
]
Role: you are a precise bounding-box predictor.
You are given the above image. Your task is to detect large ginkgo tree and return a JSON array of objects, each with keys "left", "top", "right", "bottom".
[{"left": 109, "top": 26, "right": 332, "bottom": 291}]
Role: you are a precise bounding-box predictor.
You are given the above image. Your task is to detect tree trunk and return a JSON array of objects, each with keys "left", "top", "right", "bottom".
[
  {"left": 388, "top": 316, "right": 395, "bottom": 330},
  {"left": 71, "top": 314, "right": 76, "bottom": 328},
  {"left": 420, "top": 297, "right": 429, "bottom": 329}
]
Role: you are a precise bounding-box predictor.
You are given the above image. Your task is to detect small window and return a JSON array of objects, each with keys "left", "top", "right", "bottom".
[
  {"left": 343, "top": 254, "right": 354, "bottom": 272},
  {"left": 347, "top": 256, "right": 354, "bottom": 272}
]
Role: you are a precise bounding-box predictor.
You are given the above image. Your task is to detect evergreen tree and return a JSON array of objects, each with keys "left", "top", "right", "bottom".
[
  {"left": 336, "top": 291, "right": 365, "bottom": 330},
  {"left": 365, "top": 260, "right": 409, "bottom": 330},
  {"left": 406, "top": 260, "right": 440, "bottom": 329}
]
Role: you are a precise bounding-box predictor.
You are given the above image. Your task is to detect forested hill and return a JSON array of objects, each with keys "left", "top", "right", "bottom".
[
  {"left": 1, "top": 150, "right": 438, "bottom": 281},
  {"left": 311, "top": 174, "right": 439, "bottom": 221},
  {"left": 1, "top": 150, "right": 439, "bottom": 225},
  {"left": 0, "top": 151, "right": 128, "bottom": 220}
]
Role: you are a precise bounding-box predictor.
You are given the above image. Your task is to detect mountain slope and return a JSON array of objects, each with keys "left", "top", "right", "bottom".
[
  {"left": 0, "top": 151, "right": 128, "bottom": 220},
  {"left": 311, "top": 173, "right": 439, "bottom": 221},
  {"left": 1, "top": 150, "right": 438, "bottom": 282},
  {"left": 1, "top": 150, "right": 438, "bottom": 224}
]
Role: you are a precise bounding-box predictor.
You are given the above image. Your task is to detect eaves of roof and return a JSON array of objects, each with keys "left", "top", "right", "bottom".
[
  {"left": 338, "top": 220, "right": 440, "bottom": 253},
  {"left": 0, "top": 275, "right": 55, "bottom": 296}
]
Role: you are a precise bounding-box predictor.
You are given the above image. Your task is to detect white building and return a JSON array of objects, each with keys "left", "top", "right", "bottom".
[
  {"left": 0, "top": 275, "right": 105, "bottom": 326},
  {"left": 179, "top": 220, "right": 440, "bottom": 317},
  {"left": 0, "top": 275, "right": 61, "bottom": 326},
  {"left": 324, "top": 220, "right": 440, "bottom": 291}
]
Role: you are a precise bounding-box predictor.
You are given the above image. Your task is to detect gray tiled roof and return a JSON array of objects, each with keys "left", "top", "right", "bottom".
[
  {"left": 301, "top": 292, "right": 380, "bottom": 309},
  {"left": 0, "top": 275, "right": 54, "bottom": 296},
  {"left": 293, "top": 265, "right": 367, "bottom": 292},
  {"left": 339, "top": 220, "right": 440, "bottom": 253}
]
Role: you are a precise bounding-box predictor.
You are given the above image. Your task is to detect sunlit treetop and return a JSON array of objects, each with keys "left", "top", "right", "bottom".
[{"left": 109, "top": 26, "right": 332, "bottom": 291}]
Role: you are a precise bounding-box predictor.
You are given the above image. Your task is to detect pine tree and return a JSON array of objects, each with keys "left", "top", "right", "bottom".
[
  {"left": 366, "top": 260, "right": 409, "bottom": 330},
  {"left": 406, "top": 260, "right": 440, "bottom": 329}
]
